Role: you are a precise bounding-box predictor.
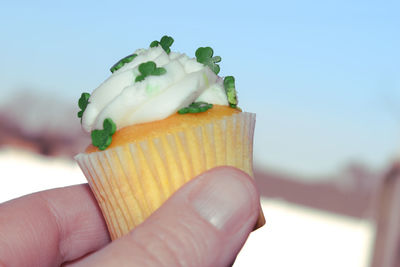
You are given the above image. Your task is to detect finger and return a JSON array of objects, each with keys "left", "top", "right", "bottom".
[
  {"left": 74, "top": 166, "right": 260, "bottom": 267},
  {"left": 0, "top": 184, "right": 110, "bottom": 267}
]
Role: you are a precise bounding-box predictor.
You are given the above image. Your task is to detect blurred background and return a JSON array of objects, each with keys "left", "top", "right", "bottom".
[{"left": 1, "top": 1, "right": 400, "bottom": 266}]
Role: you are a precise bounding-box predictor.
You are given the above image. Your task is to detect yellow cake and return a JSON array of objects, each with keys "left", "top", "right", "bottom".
[{"left": 75, "top": 36, "right": 264, "bottom": 240}]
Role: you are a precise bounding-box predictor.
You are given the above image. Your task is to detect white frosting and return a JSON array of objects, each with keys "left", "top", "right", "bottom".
[{"left": 82, "top": 46, "right": 229, "bottom": 132}]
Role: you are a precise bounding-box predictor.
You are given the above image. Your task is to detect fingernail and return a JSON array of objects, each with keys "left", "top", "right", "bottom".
[{"left": 190, "top": 168, "right": 255, "bottom": 230}]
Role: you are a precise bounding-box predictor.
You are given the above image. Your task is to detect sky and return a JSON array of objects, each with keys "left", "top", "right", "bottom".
[{"left": 1, "top": 0, "right": 399, "bottom": 177}]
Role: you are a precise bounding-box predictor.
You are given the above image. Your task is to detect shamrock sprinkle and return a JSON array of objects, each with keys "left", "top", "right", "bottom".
[
  {"left": 135, "top": 61, "right": 166, "bottom": 82},
  {"left": 178, "top": 102, "right": 213, "bottom": 114},
  {"left": 223, "top": 76, "right": 238, "bottom": 108},
  {"left": 77, "top": 92, "right": 90, "bottom": 122},
  {"left": 110, "top": 53, "right": 138, "bottom": 73},
  {"left": 91, "top": 118, "right": 117, "bottom": 150},
  {"left": 195, "top": 47, "right": 221, "bottom": 74},
  {"left": 150, "top": 35, "right": 174, "bottom": 54}
]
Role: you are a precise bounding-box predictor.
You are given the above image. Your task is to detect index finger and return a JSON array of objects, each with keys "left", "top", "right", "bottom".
[{"left": 0, "top": 184, "right": 110, "bottom": 266}]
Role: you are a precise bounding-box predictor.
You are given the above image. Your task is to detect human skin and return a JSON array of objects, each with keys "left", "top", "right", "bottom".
[{"left": 0, "top": 167, "right": 260, "bottom": 267}]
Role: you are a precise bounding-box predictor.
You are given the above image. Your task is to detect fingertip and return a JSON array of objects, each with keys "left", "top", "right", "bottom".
[
  {"left": 189, "top": 166, "right": 259, "bottom": 232},
  {"left": 210, "top": 166, "right": 266, "bottom": 230}
]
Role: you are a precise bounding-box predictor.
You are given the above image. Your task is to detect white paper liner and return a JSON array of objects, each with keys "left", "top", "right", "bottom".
[{"left": 75, "top": 112, "right": 256, "bottom": 240}]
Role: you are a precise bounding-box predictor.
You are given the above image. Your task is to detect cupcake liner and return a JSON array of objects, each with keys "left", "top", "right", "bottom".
[{"left": 75, "top": 112, "right": 263, "bottom": 240}]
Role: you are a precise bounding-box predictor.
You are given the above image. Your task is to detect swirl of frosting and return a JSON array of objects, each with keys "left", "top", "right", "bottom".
[{"left": 82, "top": 46, "right": 229, "bottom": 132}]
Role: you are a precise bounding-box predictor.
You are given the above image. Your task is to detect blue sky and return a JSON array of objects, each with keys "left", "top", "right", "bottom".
[{"left": 1, "top": 0, "right": 399, "bottom": 177}]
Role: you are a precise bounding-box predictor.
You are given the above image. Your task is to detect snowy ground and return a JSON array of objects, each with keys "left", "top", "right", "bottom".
[
  {"left": 235, "top": 200, "right": 374, "bottom": 267},
  {"left": 0, "top": 148, "right": 374, "bottom": 266}
]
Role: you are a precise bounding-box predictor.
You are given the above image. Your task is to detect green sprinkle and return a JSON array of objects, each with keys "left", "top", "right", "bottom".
[
  {"left": 77, "top": 92, "right": 90, "bottom": 122},
  {"left": 195, "top": 47, "right": 221, "bottom": 74},
  {"left": 91, "top": 118, "right": 117, "bottom": 150},
  {"left": 223, "top": 76, "right": 238, "bottom": 108},
  {"left": 150, "top": 35, "right": 174, "bottom": 54},
  {"left": 110, "top": 53, "right": 138, "bottom": 73},
  {"left": 135, "top": 61, "right": 166, "bottom": 82},
  {"left": 178, "top": 102, "right": 213, "bottom": 114}
]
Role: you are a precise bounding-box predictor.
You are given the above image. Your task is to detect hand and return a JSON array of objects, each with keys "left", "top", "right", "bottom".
[{"left": 0, "top": 167, "right": 260, "bottom": 267}]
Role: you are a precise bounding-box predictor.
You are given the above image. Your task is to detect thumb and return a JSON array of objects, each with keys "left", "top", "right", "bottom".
[{"left": 77, "top": 166, "right": 260, "bottom": 267}]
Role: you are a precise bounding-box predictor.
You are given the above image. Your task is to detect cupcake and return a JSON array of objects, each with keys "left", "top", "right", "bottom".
[{"left": 75, "top": 36, "right": 265, "bottom": 240}]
